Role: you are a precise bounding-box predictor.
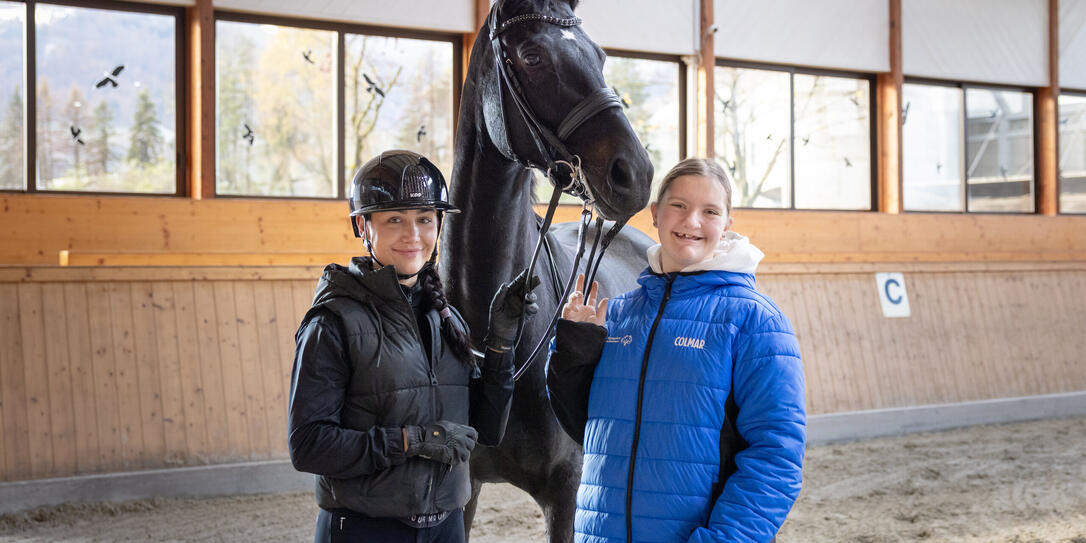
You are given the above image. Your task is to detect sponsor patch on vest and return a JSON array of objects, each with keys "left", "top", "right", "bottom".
[
  {"left": 674, "top": 336, "right": 705, "bottom": 349},
  {"left": 606, "top": 335, "right": 633, "bottom": 346}
]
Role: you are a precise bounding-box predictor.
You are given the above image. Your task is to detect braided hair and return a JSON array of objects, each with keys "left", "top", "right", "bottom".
[{"left": 419, "top": 264, "right": 476, "bottom": 367}]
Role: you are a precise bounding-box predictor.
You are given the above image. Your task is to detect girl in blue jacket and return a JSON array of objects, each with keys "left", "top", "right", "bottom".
[{"left": 547, "top": 158, "right": 806, "bottom": 543}]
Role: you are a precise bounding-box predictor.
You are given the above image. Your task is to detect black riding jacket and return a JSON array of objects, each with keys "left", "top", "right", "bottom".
[{"left": 288, "top": 257, "right": 514, "bottom": 518}]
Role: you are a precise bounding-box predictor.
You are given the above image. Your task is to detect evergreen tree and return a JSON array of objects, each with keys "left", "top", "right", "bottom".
[
  {"left": 36, "top": 77, "right": 56, "bottom": 183},
  {"left": 88, "top": 99, "right": 114, "bottom": 176},
  {"left": 0, "top": 86, "right": 23, "bottom": 188},
  {"left": 127, "top": 90, "right": 162, "bottom": 165}
]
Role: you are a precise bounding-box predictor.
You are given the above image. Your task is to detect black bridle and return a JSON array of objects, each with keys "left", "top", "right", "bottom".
[{"left": 487, "top": 2, "right": 630, "bottom": 380}]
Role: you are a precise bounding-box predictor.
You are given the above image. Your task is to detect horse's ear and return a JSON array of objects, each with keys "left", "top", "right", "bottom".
[{"left": 565, "top": 0, "right": 580, "bottom": 10}]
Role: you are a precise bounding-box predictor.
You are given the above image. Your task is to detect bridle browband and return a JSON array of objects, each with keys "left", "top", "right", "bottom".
[{"left": 487, "top": 2, "right": 630, "bottom": 381}]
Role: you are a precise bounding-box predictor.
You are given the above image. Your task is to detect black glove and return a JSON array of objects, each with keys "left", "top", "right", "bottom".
[
  {"left": 483, "top": 268, "right": 542, "bottom": 352},
  {"left": 404, "top": 421, "right": 478, "bottom": 465}
]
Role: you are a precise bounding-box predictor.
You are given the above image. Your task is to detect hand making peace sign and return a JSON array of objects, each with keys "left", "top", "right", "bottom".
[{"left": 561, "top": 273, "right": 608, "bottom": 327}]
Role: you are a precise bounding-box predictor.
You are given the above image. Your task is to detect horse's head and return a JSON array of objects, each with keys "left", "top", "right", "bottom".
[{"left": 481, "top": 0, "right": 654, "bottom": 220}]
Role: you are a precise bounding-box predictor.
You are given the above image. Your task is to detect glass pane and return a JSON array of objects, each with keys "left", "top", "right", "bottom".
[
  {"left": 604, "top": 55, "right": 681, "bottom": 200},
  {"left": 36, "top": 4, "right": 176, "bottom": 193},
  {"left": 965, "top": 88, "right": 1033, "bottom": 213},
  {"left": 714, "top": 66, "right": 791, "bottom": 208},
  {"left": 793, "top": 74, "right": 871, "bottom": 210},
  {"left": 0, "top": 1, "right": 24, "bottom": 190},
  {"left": 1058, "top": 94, "right": 1086, "bottom": 214},
  {"left": 217, "top": 21, "right": 336, "bottom": 197},
  {"left": 345, "top": 34, "right": 453, "bottom": 187},
  {"left": 902, "top": 83, "right": 964, "bottom": 211}
]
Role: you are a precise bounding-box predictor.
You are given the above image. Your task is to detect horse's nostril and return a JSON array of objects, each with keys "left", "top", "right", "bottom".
[{"left": 609, "top": 158, "right": 633, "bottom": 189}]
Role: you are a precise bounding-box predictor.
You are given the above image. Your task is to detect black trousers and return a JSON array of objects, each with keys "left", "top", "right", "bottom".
[{"left": 315, "top": 508, "right": 465, "bottom": 543}]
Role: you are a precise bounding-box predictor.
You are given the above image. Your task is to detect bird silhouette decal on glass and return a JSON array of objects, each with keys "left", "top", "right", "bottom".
[
  {"left": 363, "top": 73, "right": 385, "bottom": 97},
  {"left": 70, "top": 125, "right": 84, "bottom": 145},
  {"left": 936, "top": 161, "right": 943, "bottom": 174},
  {"left": 844, "top": 157, "right": 853, "bottom": 168},
  {"left": 302, "top": 50, "right": 315, "bottom": 64},
  {"left": 416, "top": 124, "right": 426, "bottom": 142},
  {"left": 95, "top": 65, "right": 125, "bottom": 89},
  {"left": 801, "top": 136, "right": 810, "bottom": 146},
  {"left": 242, "top": 123, "right": 255, "bottom": 146},
  {"left": 902, "top": 102, "right": 911, "bottom": 125}
]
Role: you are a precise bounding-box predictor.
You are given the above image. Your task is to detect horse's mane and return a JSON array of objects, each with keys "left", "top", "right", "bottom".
[{"left": 499, "top": 0, "right": 579, "bottom": 16}]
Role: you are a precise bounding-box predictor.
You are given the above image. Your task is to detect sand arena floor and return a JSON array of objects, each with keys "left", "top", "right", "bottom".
[{"left": 1, "top": 416, "right": 1083, "bottom": 542}]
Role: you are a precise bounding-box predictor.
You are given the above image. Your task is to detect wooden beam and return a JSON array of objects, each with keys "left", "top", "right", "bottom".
[
  {"left": 1037, "top": 0, "right": 1060, "bottom": 216},
  {"left": 186, "top": 0, "right": 215, "bottom": 199},
  {"left": 697, "top": 0, "right": 715, "bottom": 158},
  {"left": 876, "top": 0, "right": 903, "bottom": 214}
]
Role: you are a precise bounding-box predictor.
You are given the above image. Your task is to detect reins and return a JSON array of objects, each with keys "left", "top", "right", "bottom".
[{"left": 486, "top": 2, "right": 629, "bottom": 381}]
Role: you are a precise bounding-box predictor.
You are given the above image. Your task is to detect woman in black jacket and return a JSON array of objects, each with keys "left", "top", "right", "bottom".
[{"left": 288, "top": 150, "right": 537, "bottom": 543}]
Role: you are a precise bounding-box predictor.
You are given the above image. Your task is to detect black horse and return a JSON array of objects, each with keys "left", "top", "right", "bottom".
[{"left": 441, "top": 1, "right": 656, "bottom": 541}]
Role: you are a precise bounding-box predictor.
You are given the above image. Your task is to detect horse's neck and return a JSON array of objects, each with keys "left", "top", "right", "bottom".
[{"left": 444, "top": 119, "right": 540, "bottom": 341}]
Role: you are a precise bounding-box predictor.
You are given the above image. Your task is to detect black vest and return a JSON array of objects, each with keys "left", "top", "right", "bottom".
[{"left": 306, "top": 261, "right": 475, "bottom": 516}]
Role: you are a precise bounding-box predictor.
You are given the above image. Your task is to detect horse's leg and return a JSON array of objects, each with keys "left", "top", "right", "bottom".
[
  {"left": 463, "top": 477, "right": 484, "bottom": 542},
  {"left": 534, "top": 457, "right": 581, "bottom": 543}
]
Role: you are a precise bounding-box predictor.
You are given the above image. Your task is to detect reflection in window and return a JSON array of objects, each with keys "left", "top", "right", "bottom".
[
  {"left": 903, "top": 84, "right": 964, "bottom": 211},
  {"left": 715, "top": 67, "right": 791, "bottom": 208},
  {"left": 965, "top": 88, "right": 1033, "bottom": 212},
  {"left": 345, "top": 35, "right": 453, "bottom": 183},
  {"left": 216, "top": 21, "right": 336, "bottom": 197},
  {"left": 793, "top": 74, "right": 870, "bottom": 209},
  {"left": 35, "top": 4, "right": 177, "bottom": 193},
  {"left": 604, "top": 55, "right": 681, "bottom": 198},
  {"left": 0, "top": 1, "right": 24, "bottom": 189},
  {"left": 1059, "top": 94, "right": 1086, "bottom": 214},
  {"left": 715, "top": 66, "right": 871, "bottom": 210}
]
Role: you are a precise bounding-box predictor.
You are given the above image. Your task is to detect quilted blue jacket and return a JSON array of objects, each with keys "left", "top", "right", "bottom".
[{"left": 572, "top": 263, "right": 806, "bottom": 543}]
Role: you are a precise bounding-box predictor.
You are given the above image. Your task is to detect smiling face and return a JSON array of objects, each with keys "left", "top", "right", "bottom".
[
  {"left": 356, "top": 208, "right": 438, "bottom": 285},
  {"left": 650, "top": 175, "right": 733, "bottom": 273}
]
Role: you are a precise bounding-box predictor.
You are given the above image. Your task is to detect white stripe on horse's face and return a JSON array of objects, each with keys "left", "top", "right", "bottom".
[{"left": 560, "top": 29, "right": 577, "bottom": 41}]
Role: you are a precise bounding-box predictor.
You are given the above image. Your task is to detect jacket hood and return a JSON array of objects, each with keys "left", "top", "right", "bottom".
[
  {"left": 646, "top": 231, "right": 764, "bottom": 275},
  {"left": 312, "top": 256, "right": 406, "bottom": 307}
]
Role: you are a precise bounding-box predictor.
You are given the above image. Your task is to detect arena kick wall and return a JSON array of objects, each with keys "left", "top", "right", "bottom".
[{"left": 1, "top": 199, "right": 1085, "bottom": 483}]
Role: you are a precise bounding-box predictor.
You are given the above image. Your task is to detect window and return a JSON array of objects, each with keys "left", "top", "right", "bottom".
[
  {"left": 215, "top": 15, "right": 458, "bottom": 199},
  {"left": 216, "top": 20, "right": 337, "bottom": 197},
  {"left": 603, "top": 53, "right": 683, "bottom": 198},
  {"left": 903, "top": 82, "right": 1034, "bottom": 213},
  {"left": 35, "top": 3, "right": 180, "bottom": 193},
  {"left": 1058, "top": 93, "right": 1086, "bottom": 214},
  {"left": 0, "top": 1, "right": 24, "bottom": 190},
  {"left": 715, "top": 63, "right": 872, "bottom": 210},
  {"left": 532, "top": 52, "right": 684, "bottom": 205},
  {"left": 344, "top": 34, "right": 454, "bottom": 184}
]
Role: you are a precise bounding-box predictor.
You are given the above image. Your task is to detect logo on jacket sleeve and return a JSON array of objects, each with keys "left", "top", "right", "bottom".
[
  {"left": 606, "top": 335, "right": 633, "bottom": 346},
  {"left": 674, "top": 336, "right": 705, "bottom": 349}
]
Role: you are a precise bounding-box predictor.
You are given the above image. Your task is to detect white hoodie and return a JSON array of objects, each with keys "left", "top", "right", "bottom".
[{"left": 646, "top": 231, "right": 765, "bottom": 275}]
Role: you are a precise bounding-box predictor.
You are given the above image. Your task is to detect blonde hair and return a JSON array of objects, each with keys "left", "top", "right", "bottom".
[{"left": 654, "top": 158, "right": 733, "bottom": 216}]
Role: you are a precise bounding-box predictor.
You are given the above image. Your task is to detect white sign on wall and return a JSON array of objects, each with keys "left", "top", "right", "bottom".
[{"left": 875, "top": 273, "right": 911, "bottom": 318}]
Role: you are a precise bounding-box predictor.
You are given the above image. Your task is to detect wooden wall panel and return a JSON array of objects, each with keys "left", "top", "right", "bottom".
[
  {"left": 63, "top": 283, "right": 99, "bottom": 473},
  {"left": 18, "top": 284, "right": 53, "bottom": 478},
  {"left": 0, "top": 264, "right": 1083, "bottom": 482},
  {"left": 41, "top": 284, "right": 75, "bottom": 477},
  {"left": 3, "top": 195, "right": 1086, "bottom": 266},
  {"left": 0, "top": 284, "right": 30, "bottom": 480}
]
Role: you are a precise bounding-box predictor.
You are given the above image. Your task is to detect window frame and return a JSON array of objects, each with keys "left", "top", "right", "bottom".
[
  {"left": 714, "top": 58, "right": 878, "bottom": 212},
  {"left": 1056, "top": 88, "right": 1086, "bottom": 215},
  {"left": 902, "top": 77, "right": 1039, "bottom": 215},
  {"left": 2, "top": 0, "right": 188, "bottom": 196},
  {"left": 602, "top": 48, "right": 688, "bottom": 163},
  {"left": 213, "top": 10, "right": 463, "bottom": 201}
]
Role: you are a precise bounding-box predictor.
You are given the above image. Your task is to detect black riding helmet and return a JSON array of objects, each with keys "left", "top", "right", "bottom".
[{"left": 348, "top": 150, "right": 459, "bottom": 237}]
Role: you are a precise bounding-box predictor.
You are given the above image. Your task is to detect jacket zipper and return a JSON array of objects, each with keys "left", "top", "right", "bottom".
[
  {"left": 402, "top": 290, "right": 441, "bottom": 511},
  {"left": 625, "top": 274, "right": 675, "bottom": 543}
]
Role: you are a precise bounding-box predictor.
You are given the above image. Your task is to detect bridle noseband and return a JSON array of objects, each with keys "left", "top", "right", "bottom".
[{"left": 487, "top": 2, "right": 631, "bottom": 380}]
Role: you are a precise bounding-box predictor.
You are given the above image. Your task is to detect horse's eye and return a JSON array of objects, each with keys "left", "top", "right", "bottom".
[{"left": 523, "top": 53, "right": 541, "bottom": 66}]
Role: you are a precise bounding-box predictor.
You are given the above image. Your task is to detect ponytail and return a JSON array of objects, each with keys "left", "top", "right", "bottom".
[{"left": 420, "top": 265, "right": 476, "bottom": 367}]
